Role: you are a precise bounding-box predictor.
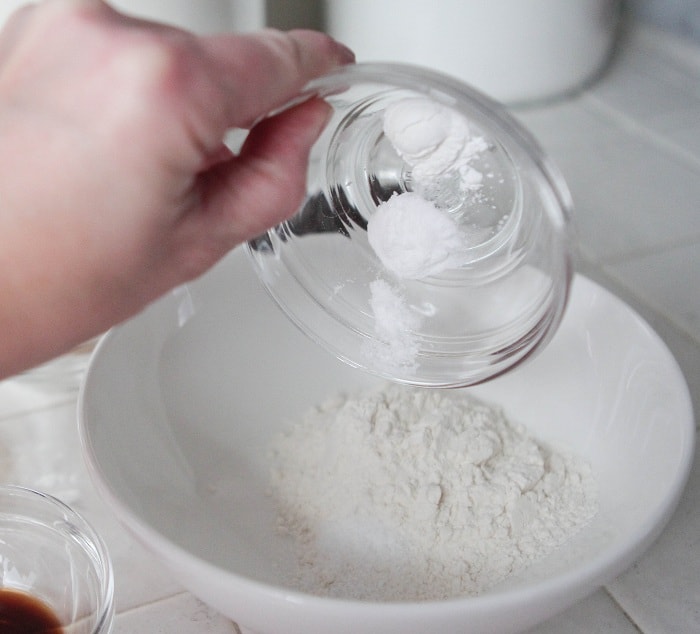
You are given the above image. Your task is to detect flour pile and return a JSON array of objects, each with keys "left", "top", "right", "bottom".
[{"left": 268, "top": 383, "right": 598, "bottom": 601}]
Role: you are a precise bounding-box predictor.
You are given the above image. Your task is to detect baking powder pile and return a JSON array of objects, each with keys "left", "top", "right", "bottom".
[
  {"left": 365, "top": 279, "right": 421, "bottom": 368},
  {"left": 381, "top": 97, "right": 488, "bottom": 195},
  {"left": 268, "top": 383, "right": 598, "bottom": 601},
  {"left": 367, "top": 97, "right": 487, "bottom": 281},
  {"left": 367, "top": 192, "right": 465, "bottom": 279},
  {"left": 364, "top": 98, "right": 489, "bottom": 369}
]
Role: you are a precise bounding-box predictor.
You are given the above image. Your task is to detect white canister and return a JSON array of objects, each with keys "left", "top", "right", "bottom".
[{"left": 325, "top": 0, "right": 620, "bottom": 104}]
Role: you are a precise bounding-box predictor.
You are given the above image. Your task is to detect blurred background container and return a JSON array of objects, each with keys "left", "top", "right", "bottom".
[
  {"left": 320, "top": 0, "right": 620, "bottom": 104},
  {"left": 267, "top": 0, "right": 700, "bottom": 104},
  {"left": 0, "top": 1, "right": 266, "bottom": 34},
  {"left": 1, "top": 1, "right": 699, "bottom": 98},
  {"left": 108, "top": 0, "right": 264, "bottom": 33}
]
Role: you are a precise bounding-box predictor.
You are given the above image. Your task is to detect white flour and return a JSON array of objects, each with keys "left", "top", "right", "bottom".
[{"left": 269, "top": 383, "right": 598, "bottom": 601}]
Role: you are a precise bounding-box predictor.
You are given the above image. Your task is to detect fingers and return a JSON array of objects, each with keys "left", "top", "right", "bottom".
[
  {"left": 194, "top": 97, "right": 331, "bottom": 247},
  {"left": 200, "top": 29, "right": 354, "bottom": 129}
]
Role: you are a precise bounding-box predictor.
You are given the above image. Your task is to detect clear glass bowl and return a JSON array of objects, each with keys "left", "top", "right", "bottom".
[
  {"left": 0, "top": 485, "right": 114, "bottom": 633},
  {"left": 247, "top": 63, "right": 573, "bottom": 388}
]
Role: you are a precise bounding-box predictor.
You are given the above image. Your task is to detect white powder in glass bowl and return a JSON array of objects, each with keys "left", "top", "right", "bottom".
[
  {"left": 364, "top": 97, "right": 489, "bottom": 370},
  {"left": 367, "top": 192, "right": 464, "bottom": 279}
]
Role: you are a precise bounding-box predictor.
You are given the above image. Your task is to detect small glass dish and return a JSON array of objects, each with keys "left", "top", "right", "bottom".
[
  {"left": 247, "top": 63, "right": 573, "bottom": 387},
  {"left": 0, "top": 485, "right": 114, "bottom": 633}
]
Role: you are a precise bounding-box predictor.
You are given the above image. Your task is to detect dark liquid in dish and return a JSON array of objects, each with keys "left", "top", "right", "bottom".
[{"left": 0, "top": 589, "right": 64, "bottom": 633}]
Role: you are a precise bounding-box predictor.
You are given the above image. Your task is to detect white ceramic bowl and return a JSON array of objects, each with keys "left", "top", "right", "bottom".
[{"left": 78, "top": 247, "right": 694, "bottom": 634}]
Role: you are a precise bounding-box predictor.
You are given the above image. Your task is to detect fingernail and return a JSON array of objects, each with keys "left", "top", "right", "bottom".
[{"left": 334, "top": 40, "right": 356, "bottom": 65}]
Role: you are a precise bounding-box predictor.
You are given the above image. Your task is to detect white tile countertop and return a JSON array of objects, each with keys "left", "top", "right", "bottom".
[{"left": 0, "top": 21, "right": 699, "bottom": 633}]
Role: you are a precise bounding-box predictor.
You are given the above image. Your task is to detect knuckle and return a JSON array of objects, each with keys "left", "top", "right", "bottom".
[
  {"left": 106, "top": 34, "right": 197, "bottom": 119},
  {"left": 259, "top": 29, "right": 310, "bottom": 77},
  {"left": 119, "top": 37, "right": 186, "bottom": 93}
]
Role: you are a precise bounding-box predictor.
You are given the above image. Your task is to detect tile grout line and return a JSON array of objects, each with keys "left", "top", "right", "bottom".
[
  {"left": 0, "top": 394, "right": 77, "bottom": 423},
  {"left": 112, "top": 590, "right": 200, "bottom": 620},
  {"left": 111, "top": 590, "right": 243, "bottom": 631},
  {"left": 633, "top": 24, "right": 700, "bottom": 80},
  {"left": 111, "top": 590, "right": 188, "bottom": 618},
  {"left": 580, "top": 91, "right": 700, "bottom": 174},
  {"left": 595, "top": 233, "right": 700, "bottom": 266},
  {"left": 573, "top": 257, "right": 700, "bottom": 378},
  {"left": 599, "top": 262, "right": 700, "bottom": 348},
  {"left": 604, "top": 586, "right": 646, "bottom": 633}
]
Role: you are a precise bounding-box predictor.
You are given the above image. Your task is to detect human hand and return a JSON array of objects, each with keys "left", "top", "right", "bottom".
[{"left": 0, "top": 0, "right": 353, "bottom": 376}]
